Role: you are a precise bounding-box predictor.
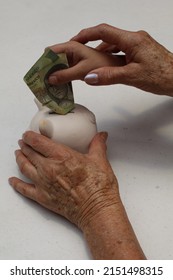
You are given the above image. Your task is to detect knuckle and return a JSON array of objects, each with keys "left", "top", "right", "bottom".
[
  {"left": 104, "top": 67, "right": 116, "bottom": 84},
  {"left": 68, "top": 40, "right": 79, "bottom": 48},
  {"left": 25, "top": 148, "right": 33, "bottom": 159},
  {"left": 106, "top": 68, "right": 114, "bottom": 82},
  {"left": 98, "top": 23, "right": 110, "bottom": 34},
  {"left": 135, "top": 30, "right": 150, "bottom": 43},
  {"left": 20, "top": 161, "right": 28, "bottom": 174},
  {"left": 98, "top": 23, "right": 109, "bottom": 29},
  {"left": 80, "top": 23, "right": 110, "bottom": 34},
  {"left": 97, "top": 23, "right": 116, "bottom": 44},
  {"left": 137, "top": 29, "right": 149, "bottom": 36}
]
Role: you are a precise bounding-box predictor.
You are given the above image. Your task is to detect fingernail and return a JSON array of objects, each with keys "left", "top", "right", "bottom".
[
  {"left": 48, "top": 75, "right": 57, "bottom": 84},
  {"left": 84, "top": 73, "right": 98, "bottom": 84}
]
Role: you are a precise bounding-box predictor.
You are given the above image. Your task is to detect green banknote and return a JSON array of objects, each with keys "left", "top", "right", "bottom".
[{"left": 23, "top": 49, "right": 74, "bottom": 114}]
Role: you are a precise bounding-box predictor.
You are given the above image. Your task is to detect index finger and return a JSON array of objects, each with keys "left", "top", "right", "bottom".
[
  {"left": 46, "top": 41, "right": 89, "bottom": 84},
  {"left": 48, "top": 42, "right": 73, "bottom": 56},
  {"left": 48, "top": 40, "right": 84, "bottom": 61},
  {"left": 22, "top": 131, "right": 72, "bottom": 158},
  {"left": 71, "top": 23, "right": 135, "bottom": 52}
]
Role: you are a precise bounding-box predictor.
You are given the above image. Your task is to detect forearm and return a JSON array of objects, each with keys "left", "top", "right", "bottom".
[{"left": 82, "top": 201, "right": 146, "bottom": 260}]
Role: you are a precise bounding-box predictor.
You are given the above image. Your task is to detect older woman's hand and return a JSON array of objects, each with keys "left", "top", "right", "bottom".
[
  {"left": 72, "top": 23, "right": 173, "bottom": 96},
  {"left": 48, "top": 24, "right": 173, "bottom": 96},
  {"left": 49, "top": 23, "right": 173, "bottom": 96},
  {"left": 9, "top": 131, "right": 119, "bottom": 230},
  {"left": 9, "top": 131, "right": 146, "bottom": 259}
]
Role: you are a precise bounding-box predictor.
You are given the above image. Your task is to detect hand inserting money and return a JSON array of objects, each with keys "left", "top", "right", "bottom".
[{"left": 23, "top": 49, "right": 74, "bottom": 115}]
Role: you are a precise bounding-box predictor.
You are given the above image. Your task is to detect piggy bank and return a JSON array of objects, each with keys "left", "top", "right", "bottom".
[{"left": 28, "top": 99, "right": 97, "bottom": 153}]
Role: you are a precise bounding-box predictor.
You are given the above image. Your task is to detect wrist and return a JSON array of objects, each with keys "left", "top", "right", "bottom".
[
  {"left": 77, "top": 186, "right": 121, "bottom": 231},
  {"left": 81, "top": 199, "right": 146, "bottom": 259}
]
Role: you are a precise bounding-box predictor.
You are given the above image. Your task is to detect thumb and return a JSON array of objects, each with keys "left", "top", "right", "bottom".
[
  {"left": 48, "top": 67, "right": 78, "bottom": 85},
  {"left": 84, "top": 65, "right": 129, "bottom": 86},
  {"left": 88, "top": 132, "right": 108, "bottom": 159}
]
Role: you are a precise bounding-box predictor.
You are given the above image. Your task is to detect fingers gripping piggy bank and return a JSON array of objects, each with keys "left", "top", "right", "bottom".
[{"left": 29, "top": 99, "right": 97, "bottom": 153}]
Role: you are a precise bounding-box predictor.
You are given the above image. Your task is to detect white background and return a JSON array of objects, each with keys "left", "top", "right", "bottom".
[{"left": 0, "top": 0, "right": 173, "bottom": 260}]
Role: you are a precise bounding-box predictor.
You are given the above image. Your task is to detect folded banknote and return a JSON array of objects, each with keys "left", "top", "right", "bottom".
[{"left": 23, "top": 48, "right": 74, "bottom": 114}]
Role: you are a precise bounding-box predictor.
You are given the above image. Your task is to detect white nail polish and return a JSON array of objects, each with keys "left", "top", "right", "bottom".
[{"left": 84, "top": 73, "right": 98, "bottom": 84}]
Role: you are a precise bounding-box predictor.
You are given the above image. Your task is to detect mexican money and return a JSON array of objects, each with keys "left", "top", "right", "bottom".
[{"left": 23, "top": 48, "right": 74, "bottom": 114}]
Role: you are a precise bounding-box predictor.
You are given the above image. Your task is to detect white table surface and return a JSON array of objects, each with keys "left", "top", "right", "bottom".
[{"left": 1, "top": 0, "right": 173, "bottom": 260}]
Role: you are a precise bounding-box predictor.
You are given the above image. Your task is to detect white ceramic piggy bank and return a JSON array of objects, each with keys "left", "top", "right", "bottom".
[{"left": 28, "top": 99, "right": 97, "bottom": 153}]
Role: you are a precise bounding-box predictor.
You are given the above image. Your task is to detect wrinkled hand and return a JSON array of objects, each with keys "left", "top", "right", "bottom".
[
  {"left": 48, "top": 40, "right": 125, "bottom": 85},
  {"left": 72, "top": 23, "right": 173, "bottom": 95},
  {"left": 9, "top": 131, "right": 119, "bottom": 230},
  {"left": 51, "top": 23, "right": 173, "bottom": 96}
]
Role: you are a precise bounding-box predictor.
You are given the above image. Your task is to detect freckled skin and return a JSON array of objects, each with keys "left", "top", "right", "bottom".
[
  {"left": 8, "top": 23, "right": 173, "bottom": 259},
  {"left": 14, "top": 135, "right": 119, "bottom": 227},
  {"left": 49, "top": 23, "right": 173, "bottom": 96},
  {"left": 9, "top": 131, "right": 145, "bottom": 259}
]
